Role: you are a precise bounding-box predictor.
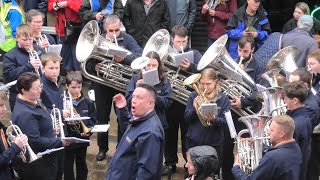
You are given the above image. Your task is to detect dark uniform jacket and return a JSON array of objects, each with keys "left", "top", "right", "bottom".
[
  {"left": 305, "top": 90, "right": 320, "bottom": 129},
  {"left": 3, "top": 45, "right": 44, "bottom": 109},
  {"left": 184, "top": 92, "right": 230, "bottom": 147},
  {"left": 232, "top": 141, "right": 302, "bottom": 180},
  {"left": 41, "top": 75, "right": 65, "bottom": 110},
  {"left": 0, "top": 122, "right": 21, "bottom": 180},
  {"left": 226, "top": 3, "right": 271, "bottom": 59},
  {"left": 125, "top": 74, "right": 173, "bottom": 129},
  {"left": 282, "top": 17, "right": 320, "bottom": 35},
  {"left": 123, "top": 0, "right": 170, "bottom": 47},
  {"left": 106, "top": 109, "right": 164, "bottom": 180},
  {"left": 286, "top": 106, "right": 312, "bottom": 180}
]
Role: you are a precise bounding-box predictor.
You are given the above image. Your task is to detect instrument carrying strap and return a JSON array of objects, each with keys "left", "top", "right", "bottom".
[{"left": 0, "top": 128, "right": 8, "bottom": 150}]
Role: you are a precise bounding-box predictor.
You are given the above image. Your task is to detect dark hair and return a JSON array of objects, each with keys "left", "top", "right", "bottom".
[
  {"left": 283, "top": 81, "right": 308, "bottom": 103},
  {"left": 291, "top": 68, "right": 312, "bottom": 88},
  {"left": 17, "top": 72, "right": 40, "bottom": 94},
  {"left": 141, "top": 51, "right": 166, "bottom": 82},
  {"left": 238, "top": 36, "right": 255, "bottom": 49},
  {"left": 137, "top": 83, "right": 157, "bottom": 101},
  {"left": 66, "top": 71, "right": 83, "bottom": 85},
  {"left": 172, "top": 25, "right": 189, "bottom": 38}
]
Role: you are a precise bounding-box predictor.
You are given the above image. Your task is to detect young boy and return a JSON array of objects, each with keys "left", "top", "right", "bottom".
[
  {"left": 0, "top": 90, "right": 28, "bottom": 179},
  {"left": 63, "top": 71, "right": 97, "bottom": 180},
  {"left": 3, "top": 24, "right": 44, "bottom": 110}
]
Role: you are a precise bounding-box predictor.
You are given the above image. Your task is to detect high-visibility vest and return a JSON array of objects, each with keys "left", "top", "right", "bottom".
[{"left": 0, "top": 3, "right": 24, "bottom": 52}]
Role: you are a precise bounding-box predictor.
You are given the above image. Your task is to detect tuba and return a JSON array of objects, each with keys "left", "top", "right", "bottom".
[
  {"left": 183, "top": 73, "right": 214, "bottom": 127},
  {"left": 6, "top": 121, "right": 39, "bottom": 163},
  {"left": 235, "top": 115, "right": 270, "bottom": 173},
  {"left": 76, "top": 20, "right": 133, "bottom": 92},
  {"left": 197, "top": 35, "right": 256, "bottom": 117}
]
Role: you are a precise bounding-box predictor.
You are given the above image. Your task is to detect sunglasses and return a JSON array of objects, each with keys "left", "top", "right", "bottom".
[{"left": 108, "top": 29, "right": 120, "bottom": 32}]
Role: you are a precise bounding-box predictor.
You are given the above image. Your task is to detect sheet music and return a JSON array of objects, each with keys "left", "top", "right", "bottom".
[
  {"left": 64, "top": 116, "right": 91, "bottom": 121},
  {"left": 48, "top": 44, "right": 63, "bottom": 55},
  {"left": 256, "top": 84, "right": 266, "bottom": 92},
  {"left": 225, "top": 110, "right": 237, "bottom": 138},
  {"left": 142, "top": 68, "right": 160, "bottom": 86},
  {"left": 62, "top": 137, "right": 90, "bottom": 143},
  {"left": 0, "top": 80, "right": 17, "bottom": 91},
  {"left": 200, "top": 103, "right": 217, "bottom": 117},
  {"left": 172, "top": 51, "right": 194, "bottom": 66},
  {"left": 108, "top": 46, "right": 130, "bottom": 57},
  {"left": 91, "top": 124, "right": 110, "bottom": 133},
  {"left": 37, "top": 147, "right": 65, "bottom": 156},
  {"left": 221, "top": 61, "right": 243, "bottom": 83}
]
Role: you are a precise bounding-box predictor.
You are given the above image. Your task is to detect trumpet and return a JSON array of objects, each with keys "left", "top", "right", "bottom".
[
  {"left": 28, "top": 47, "right": 42, "bottom": 76},
  {"left": 35, "top": 33, "right": 49, "bottom": 52},
  {"left": 63, "top": 91, "right": 91, "bottom": 135},
  {"left": 51, "top": 104, "right": 65, "bottom": 138},
  {"left": 6, "top": 121, "right": 39, "bottom": 163}
]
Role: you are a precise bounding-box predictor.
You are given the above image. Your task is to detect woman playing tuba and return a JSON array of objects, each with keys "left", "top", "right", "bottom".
[{"left": 184, "top": 67, "right": 231, "bottom": 175}]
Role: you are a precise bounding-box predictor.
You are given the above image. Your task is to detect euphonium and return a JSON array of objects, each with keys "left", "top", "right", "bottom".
[
  {"left": 183, "top": 73, "right": 214, "bottom": 127},
  {"left": 235, "top": 115, "right": 270, "bottom": 173},
  {"left": 6, "top": 121, "right": 39, "bottom": 163}
]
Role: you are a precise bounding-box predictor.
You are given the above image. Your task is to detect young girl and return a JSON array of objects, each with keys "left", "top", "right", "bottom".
[{"left": 63, "top": 71, "right": 97, "bottom": 180}]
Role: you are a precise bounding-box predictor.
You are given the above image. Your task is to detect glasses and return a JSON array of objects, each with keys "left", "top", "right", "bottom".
[
  {"left": 32, "top": 21, "right": 43, "bottom": 24},
  {"left": 32, "top": 84, "right": 43, "bottom": 91},
  {"left": 108, "top": 29, "right": 120, "bottom": 32}
]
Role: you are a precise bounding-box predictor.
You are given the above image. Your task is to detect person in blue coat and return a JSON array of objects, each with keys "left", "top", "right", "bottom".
[
  {"left": 125, "top": 51, "right": 173, "bottom": 130},
  {"left": 3, "top": 24, "right": 44, "bottom": 110},
  {"left": 184, "top": 67, "right": 231, "bottom": 174},
  {"left": 232, "top": 115, "right": 302, "bottom": 180},
  {"left": 283, "top": 81, "right": 312, "bottom": 180},
  {"left": 226, "top": 0, "right": 271, "bottom": 59},
  {"left": 106, "top": 84, "right": 164, "bottom": 180},
  {"left": 0, "top": 90, "right": 28, "bottom": 180},
  {"left": 12, "top": 72, "right": 71, "bottom": 179}
]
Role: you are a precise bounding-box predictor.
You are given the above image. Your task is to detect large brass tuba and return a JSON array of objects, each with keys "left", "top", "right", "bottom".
[
  {"left": 76, "top": 20, "right": 133, "bottom": 92},
  {"left": 196, "top": 35, "right": 256, "bottom": 117},
  {"left": 235, "top": 115, "right": 270, "bottom": 173}
]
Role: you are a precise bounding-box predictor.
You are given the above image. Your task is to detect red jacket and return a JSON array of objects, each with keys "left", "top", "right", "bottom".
[
  {"left": 48, "top": 0, "right": 82, "bottom": 37},
  {"left": 200, "top": 0, "right": 237, "bottom": 40}
]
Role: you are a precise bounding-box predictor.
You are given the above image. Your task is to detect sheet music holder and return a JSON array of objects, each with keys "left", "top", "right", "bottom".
[
  {"left": 107, "top": 46, "right": 130, "bottom": 57},
  {"left": 62, "top": 137, "right": 90, "bottom": 143},
  {"left": 172, "top": 51, "right": 194, "bottom": 66},
  {"left": 37, "top": 147, "right": 65, "bottom": 156},
  {"left": 200, "top": 103, "right": 218, "bottom": 117},
  {"left": 64, "top": 116, "right": 91, "bottom": 121},
  {"left": 225, "top": 110, "right": 237, "bottom": 138},
  {"left": 48, "top": 44, "right": 63, "bottom": 55},
  {"left": 142, "top": 68, "right": 160, "bottom": 86},
  {"left": 221, "top": 61, "right": 244, "bottom": 83},
  {"left": 90, "top": 124, "right": 110, "bottom": 133}
]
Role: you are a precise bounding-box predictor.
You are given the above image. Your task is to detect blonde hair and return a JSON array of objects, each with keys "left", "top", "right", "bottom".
[
  {"left": 295, "top": 2, "right": 310, "bottom": 15},
  {"left": 16, "top": 24, "right": 33, "bottom": 38},
  {"left": 41, "top": 52, "right": 62, "bottom": 67},
  {"left": 271, "top": 115, "right": 295, "bottom": 138},
  {"left": 308, "top": 49, "right": 320, "bottom": 63},
  {"left": 200, "top": 68, "right": 221, "bottom": 99},
  {"left": 0, "top": 91, "right": 8, "bottom": 101}
]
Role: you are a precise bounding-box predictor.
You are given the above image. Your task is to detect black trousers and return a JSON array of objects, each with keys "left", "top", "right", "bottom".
[
  {"left": 164, "top": 101, "right": 188, "bottom": 165},
  {"left": 64, "top": 147, "right": 88, "bottom": 180},
  {"left": 20, "top": 153, "right": 58, "bottom": 180},
  {"left": 56, "top": 150, "right": 65, "bottom": 180},
  {"left": 307, "top": 134, "right": 320, "bottom": 180}
]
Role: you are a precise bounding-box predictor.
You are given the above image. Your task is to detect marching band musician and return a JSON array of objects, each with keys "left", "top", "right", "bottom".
[
  {"left": 283, "top": 81, "right": 312, "bottom": 180},
  {"left": 125, "top": 51, "right": 173, "bottom": 131},
  {"left": 163, "top": 25, "right": 202, "bottom": 176},
  {"left": 184, "top": 67, "right": 231, "bottom": 175},
  {"left": 63, "top": 71, "right": 97, "bottom": 180},
  {"left": 12, "top": 72, "right": 71, "bottom": 180},
  {"left": 232, "top": 115, "right": 302, "bottom": 180},
  {"left": 0, "top": 91, "right": 28, "bottom": 180},
  {"left": 26, "top": 9, "right": 56, "bottom": 52},
  {"left": 85, "top": 14, "right": 142, "bottom": 161},
  {"left": 3, "top": 24, "right": 44, "bottom": 110}
]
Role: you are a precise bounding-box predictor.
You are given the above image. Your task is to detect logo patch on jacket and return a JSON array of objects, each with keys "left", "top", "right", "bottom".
[
  {"left": 82, "top": 110, "right": 89, "bottom": 113},
  {"left": 126, "top": 136, "right": 132, "bottom": 143}
]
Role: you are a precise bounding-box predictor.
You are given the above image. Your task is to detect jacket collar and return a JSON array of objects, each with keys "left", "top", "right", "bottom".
[
  {"left": 42, "top": 75, "right": 64, "bottom": 89},
  {"left": 16, "top": 95, "right": 45, "bottom": 111},
  {"left": 286, "top": 106, "right": 307, "bottom": 117},
  {"left": 236, "top": 3, "right": 266, "bottom": 22},
  {"left": 267, "top": 140, "right": 297, "bottom": 152},
  {"left": 129, "top": 109, "right": 156, "bottom": 126}
]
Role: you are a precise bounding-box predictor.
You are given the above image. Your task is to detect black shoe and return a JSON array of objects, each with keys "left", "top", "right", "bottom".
[
  {"left": 96, "top": 151, "right": 106, "bottom": 161},
  {"left": 161, "top": 165, "right": 176, "bottom": 176}
]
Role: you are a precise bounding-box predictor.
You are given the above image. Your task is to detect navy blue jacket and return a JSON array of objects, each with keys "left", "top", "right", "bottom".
[
  {"left": 3, "top": 45, "right": 44, "bottom": 109},
  {"left": 41, "top": 75, "right": 65, "bottom": 110},
  {"left": 66, "top": 94, "right": 97, "bottom": 149},
  {"left": 232, "top": 141, "right": 302, "bottom": 180},
  {"left": 12, "top": 97, "right": 63, "bottom": 154},
  {"left": 106, "top": 109, "right": 164, "bottom": 180},
  {"left": 125, "top": 74, "right": 173, "bottom": 129},
  {"left": 226, "top": 3, "right": 271, "bottom": 59},
  {"left": 184, "top": 91, "right": 231, "bottom": 147},
  {"left": 305, "top": 90, "right": 320, "bottom": 129},
  {"left": 286, "top": 107, "right": 312, "bottom": 180},
  {"left": 0, "top": 122, "right": 21, "bottom": 180}
]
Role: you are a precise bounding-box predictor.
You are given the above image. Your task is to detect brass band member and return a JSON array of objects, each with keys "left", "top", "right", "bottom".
[
  {"left": 232, "top": 115, "right": 302, "bottom": 180},
  {"left": 12, "top": 72, "right": 71, "bottom": 180},
  {"left": 184, "top": 68, "right": 231, "bottom": 173},
  {"left": 0, "top": 91, "right": 28, "bottom": 180}
]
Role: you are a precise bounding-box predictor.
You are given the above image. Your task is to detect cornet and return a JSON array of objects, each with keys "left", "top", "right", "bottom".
[
  {"left": 6, "top": 121, "right": 39, "bottom": 163},
  {"left": 51, "top": 104, "right": 65, "bottom": 138},
  {"left": 28, "top": 47, "right": 42, "bottom": 76},
  {"left": 35, "top": 33, "right": 49, "bottom": 52}
]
